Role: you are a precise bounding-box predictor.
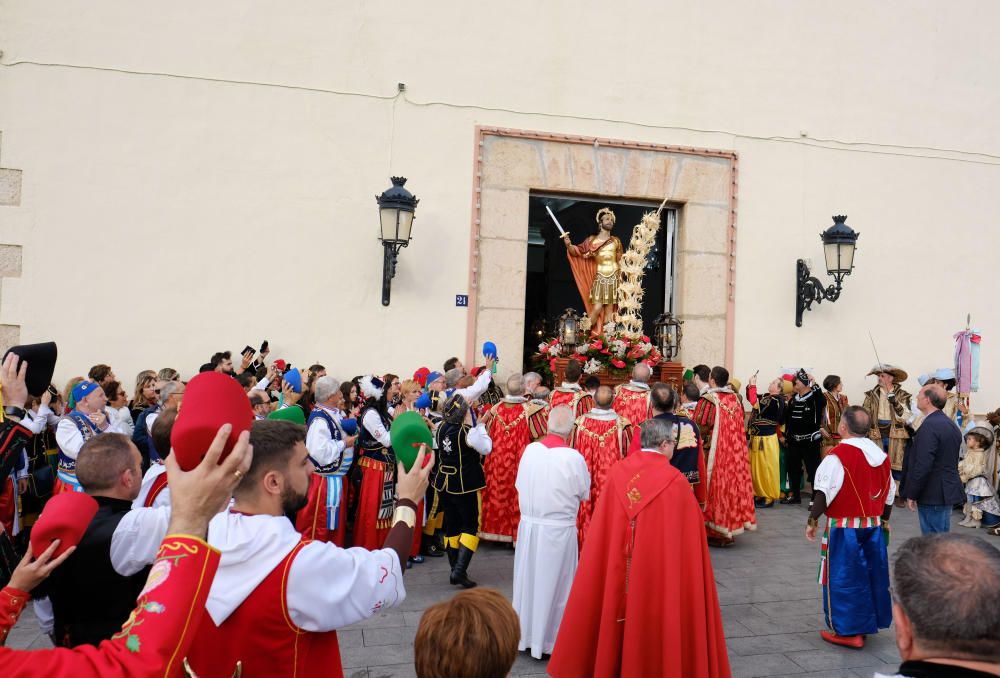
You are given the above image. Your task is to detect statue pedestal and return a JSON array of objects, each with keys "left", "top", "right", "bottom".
[{"left": 551, "top": 358, "right": 684, "bottom": 391}]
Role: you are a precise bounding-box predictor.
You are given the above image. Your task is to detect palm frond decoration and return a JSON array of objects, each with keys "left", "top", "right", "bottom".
[{"left": 614, "top": 199, "right": 668, "bottom": 339}]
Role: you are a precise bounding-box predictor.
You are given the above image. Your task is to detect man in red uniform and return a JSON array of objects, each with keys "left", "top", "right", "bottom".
[
  {"left": 549, "top": 359, "right": 594, "bottom": 418},
  {"left": 183, "top": 420, "right": 431, "bottom": 676},
  {"left": 806, "top": 405, "right": 894, "bottom": 649},
  {"left": 0, "top": 422, "right": 253, "bottom": 676},
  {"left": 549, "top": 417, "right": 731, "bottom": 678},
  {"left": 612, "top": 362, "right": 652, "bottom": 426},
  {"left": 479, "top": 373, "right": 547, "bottom": 543},
  {"left": 693, "top": 365, "right": 756, "bottom": 547},
  {"left": 568, "top": 385, "right": 632, "bottom": 548}
]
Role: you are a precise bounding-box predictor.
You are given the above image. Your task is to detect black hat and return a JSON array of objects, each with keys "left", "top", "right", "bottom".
[{"left": 4, "top": 342, "right": 58, "bottom": 397}]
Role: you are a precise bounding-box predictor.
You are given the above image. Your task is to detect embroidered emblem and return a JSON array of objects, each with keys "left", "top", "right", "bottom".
[
  {"left": 139, "top": 559, "right": 173, "bottom": 598},
  {"left": 112, "top": 599, "right": 166, "bottom": 653},
  {"left": 626, "top": 472, "right": 642, "bottom": 508},
  {"left": 442, "top": 438, "right": 453, "bottom": 453},
  {"left": 378, "top": 566, "right": 389, "bottom": 584}
]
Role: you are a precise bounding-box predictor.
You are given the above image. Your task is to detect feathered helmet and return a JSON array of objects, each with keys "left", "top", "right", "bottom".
[
  {"left": 595, "top": 207, "right": 616, "bottom": 226},
  {"left": 443, "top": 393, "right": 469, "bottom": 425},
  {"left": 360, "top": 375, "right": 385, "bottom": 401}
]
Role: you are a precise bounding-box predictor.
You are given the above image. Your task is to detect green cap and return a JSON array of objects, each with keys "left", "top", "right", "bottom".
[
  {"left": 268, "top": 405, "right": 306, "bottom": 426},
  {"left": 390, "top": 410, "right": 433, "bottom": 472}
]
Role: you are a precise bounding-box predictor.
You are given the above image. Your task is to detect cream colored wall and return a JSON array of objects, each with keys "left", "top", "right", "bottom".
[{"left": 1, "top": 1, "right": 998, "bottom": 409}]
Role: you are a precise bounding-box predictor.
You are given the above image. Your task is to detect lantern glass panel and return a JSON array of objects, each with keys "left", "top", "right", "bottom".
[
  {"left": 397, "top": 210, "right": 414, "bottom": 241},
  {"left": 380, "top": 208, "right": 399, "bottom": 241}
]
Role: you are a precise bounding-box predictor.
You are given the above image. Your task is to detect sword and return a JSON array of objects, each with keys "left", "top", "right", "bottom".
[
  {"left": 868, "top": 330, "right": 884, "bottom": 373},
  {"left": 545, "top": 205, "right": 569, "bottom": 238}
]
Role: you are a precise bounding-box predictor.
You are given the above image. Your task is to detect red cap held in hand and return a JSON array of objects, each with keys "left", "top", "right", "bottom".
[
  {"left": 31, "top": 492, "right": 98, "bottom": 559},
  {"left": 170, "top": 371, "right": 254, "bottom": 471}
]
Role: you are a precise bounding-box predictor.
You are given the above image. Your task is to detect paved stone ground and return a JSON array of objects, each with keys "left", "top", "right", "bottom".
[{"left": 7, "top": 502, "right": 975, "bottom": 677}]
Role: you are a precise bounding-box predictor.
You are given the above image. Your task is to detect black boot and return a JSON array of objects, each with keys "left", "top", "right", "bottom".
[
  {"left": 446, "top": 545, "right": 457, "bottom": 569},
  {"left": 420, "top": 534, "right": 445, "bottom": 557},
  {"left": 450, "top": 545, "right": 478, "bottom": 589}
]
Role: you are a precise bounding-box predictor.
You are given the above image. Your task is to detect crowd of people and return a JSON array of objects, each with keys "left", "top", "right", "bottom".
[{"left": 0, "top": 343, "right": 997, "bottom": 677}]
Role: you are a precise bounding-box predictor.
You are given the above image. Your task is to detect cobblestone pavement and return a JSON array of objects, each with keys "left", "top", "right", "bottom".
[{"left": 7, "top": 501, "right": 974, "bottom": 677}]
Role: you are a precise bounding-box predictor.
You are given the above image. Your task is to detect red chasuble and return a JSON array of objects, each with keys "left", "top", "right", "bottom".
[
  {"left": 612, "top": 384, "right": 651, "bottom": 426},
  {"left": 568, "top": 413, "right": 631, "bottom": 548},
  {"left": 550, "top": 387, "right": 595, "bottom": 418},
  {"left": 548, "top": 452, "right": 731, "bottom": 678},
  {"left": 480, "top": 400, "right": 546, "bottom": 542}
]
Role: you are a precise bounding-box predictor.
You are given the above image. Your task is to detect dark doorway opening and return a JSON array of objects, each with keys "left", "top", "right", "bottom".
[{"left": 523, "top": 194, "right": 676, "bottom": 372}]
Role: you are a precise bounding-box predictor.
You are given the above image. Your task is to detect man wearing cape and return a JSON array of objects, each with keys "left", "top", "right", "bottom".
[
  {"left": 548, "top": 417, "right": 731, "bottom": 678},
  {"left": 560, "top": 207, "right": 623, "bottom": 334}
]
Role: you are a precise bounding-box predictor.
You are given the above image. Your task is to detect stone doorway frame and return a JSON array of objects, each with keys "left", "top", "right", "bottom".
[{"left": 464, "top": 126, "right": 738, "bottom": 376}]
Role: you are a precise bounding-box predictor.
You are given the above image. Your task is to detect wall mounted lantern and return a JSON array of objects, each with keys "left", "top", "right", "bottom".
[
  {"left": 796, "top": 215, "right": 860, "bottom": 326},
  {"left": 376, "top": 176, "right": 419, "bottom": 306}
]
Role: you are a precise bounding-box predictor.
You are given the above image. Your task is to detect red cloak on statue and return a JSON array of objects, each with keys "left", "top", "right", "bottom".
[{"left": 547, "top": 451, "right": 731, "bottom": 678}]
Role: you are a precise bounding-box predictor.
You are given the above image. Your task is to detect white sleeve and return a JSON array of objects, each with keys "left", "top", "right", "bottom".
[
  {"left": 466, "top": 424, "right": 492, "bottom": 455},
  {"left": 575, "top": 453, "right": 591, "bottom": 501},
  {"left": 117, "top": 407, "right": 135, "bottom": 437},
  {"left": 886, "top": 474, "right": 897, "bottom": 505},
  {"left": 362, "top": 410, "right": 391, "bottom": 448},
  {"left": 455, "top": 369, "right": 492, "bottom": 403},
  {"left": 812, "top": 454, "right": 845, "bottom": 505},
  {"left": 306, "top": 420, "right": 344, "bottom": 467},
  {"left": 146, "top": 411, "right": 160, "bottom": 434},
  {"left": 254, "top": 377, "right": 270, "bottom": 391},
  {"left": 22, "top": 410, "right": 48, "bottom": 435},
  {"left": 286, "top": 543, "right": 406, "bottom": 632},
  {"left": 110, "top": 506, "right": 172, "bottom": 576},
  {"left": 103, "top": 410, "right": 125, "bottom": 434},
  {"left": 55, "top": 419, "right": 84, "bottom": 460},
  {"left": 16, "top": 450, "right": 29, "bottom": 479}
]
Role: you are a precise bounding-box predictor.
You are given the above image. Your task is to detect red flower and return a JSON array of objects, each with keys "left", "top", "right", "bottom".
[
  {"left": 641, "top": 335, "right": 650, "bottom": 343},
  {"left": 549, "top": 358, "right": 558, "bottom": 371},
  {"left": 627, "top": 348, "right": 643, "bottom": 359},
  {"left": 590, "top": 339, "right": 604, "bottom": 350},
  {"left": 611, "top": 358, "right": 626, "bottom": 369},
  {"left": 600, "top": 349, "right": 610, "bottom": 355}
]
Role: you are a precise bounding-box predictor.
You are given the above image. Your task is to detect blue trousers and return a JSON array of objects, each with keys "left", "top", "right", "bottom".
[
  {"left": 917, "top": 504, "right": 952, "bottom": 534},
  {"left": 823, "top": 525, "right": 892, "bottom": 636}
]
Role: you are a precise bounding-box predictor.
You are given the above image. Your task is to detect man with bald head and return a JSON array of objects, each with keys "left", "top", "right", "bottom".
[
  {"left": 612, "top": 362, "right": 653, "bottom": 426},
  {"left": 568, "top": 385, "right": 632, "bottom": 547},
  {"left": 902, "top": 383, "right": 964, "bottom": 534}
]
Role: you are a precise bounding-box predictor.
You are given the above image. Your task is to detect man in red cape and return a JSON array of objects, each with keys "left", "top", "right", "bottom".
[
  {"left": 479, "top": 373, "right": 546, "bottom": 542},
  {"left": 568, "top": 385, "right": 632, "bottom": 548},
  {"left": 548, "top": 417, "right": 731, "bottom": 678},
  {"left": 549, "top": 358, "right": 595, "bottom": 418},
  {"left": 612, "top": 363, "right": 653, "bottom": 426}
]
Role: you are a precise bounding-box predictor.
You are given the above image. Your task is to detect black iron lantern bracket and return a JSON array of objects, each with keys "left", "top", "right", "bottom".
[
  {"left": 795, "top": 259, "right": 843, "bottom": 327},
  {"left": 795, "top": 215, "right": 859, "bottom": 327}
]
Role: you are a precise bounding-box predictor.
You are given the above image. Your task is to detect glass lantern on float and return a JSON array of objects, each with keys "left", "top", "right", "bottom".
[
  {"left": 653, "top": 313, "right": 683, "bottom": 362},
  {"left": 557, "top": 308, "right": 582, "bottom": 350}
]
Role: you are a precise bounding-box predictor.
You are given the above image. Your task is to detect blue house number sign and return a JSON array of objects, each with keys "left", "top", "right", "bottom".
[{"left": 455, "top": 294, "right": 469, "bottom": 307}]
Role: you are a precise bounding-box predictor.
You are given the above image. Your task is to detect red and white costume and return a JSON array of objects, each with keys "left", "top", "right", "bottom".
[
  {"left": 568, "top": 408, "right": 632, "bottom": 548},
  {"left": 479, "top": 396, "right": 547, "bottom": 542},
  {"left": 612, "top": 381, "right": 652, "bottom": 426}
]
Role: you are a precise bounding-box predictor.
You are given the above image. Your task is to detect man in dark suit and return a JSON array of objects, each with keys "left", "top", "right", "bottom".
[{"left": 902, "top": 384, "right": 964, "bottom": 534}]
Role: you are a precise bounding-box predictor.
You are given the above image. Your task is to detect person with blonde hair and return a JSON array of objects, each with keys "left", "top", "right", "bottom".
[
  {"left": 414, "top": 588, "right": 519, "bottom": 678},
  {"left": 128, "top": 370, "right": 157, "bottom": 423}
]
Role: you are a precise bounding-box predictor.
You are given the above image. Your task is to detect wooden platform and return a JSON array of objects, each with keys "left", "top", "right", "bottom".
[{"left": 551, "top": 358, "right": 684, "bottom": 390}]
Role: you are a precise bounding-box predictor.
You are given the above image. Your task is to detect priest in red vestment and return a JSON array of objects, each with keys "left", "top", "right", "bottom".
[
  {"left": 548, "top": 417, "right": 731, "bottom": 678},
  {"left": 693, "top": 366, "right": 756, "bottom": 546},
  {"left": 479, "top": 373, "right": 547, "bottom": 542},
  {"left": 568, "top": 385, "right": 632, "bottom": 548},
  {"left": 612, "top": 363, "right": 652, "bottom": 426},
  {"left": 550, "top": 359, "right": 595, "bottom": 418}
]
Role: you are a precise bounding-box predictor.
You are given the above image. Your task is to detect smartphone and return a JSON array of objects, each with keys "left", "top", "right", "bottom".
[
  {"left": 260, "top": 340, "right": 269, "bottom": 353},
  {"left": 242, "top": 345, "right": 256, "bottom": 358}
]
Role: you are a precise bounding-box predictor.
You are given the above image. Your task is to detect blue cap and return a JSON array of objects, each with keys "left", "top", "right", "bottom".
[
  {"left": 72, "top": 380, "right": 101, "bottom": 405},
  {"left": 425, "top": 371, "right": 444, "bottom": 388},
  {"left": 917, "top": 373, "right": 931, "bottom": 387},
  {"left": 933, "top": 367, "right": 956, "bottom": 381},
  {"left": 482, "top": 341, "right": 499, "bottom": 360},
  {"left": 283, "top": 369, "right": 303, "bottom": 394},
  {"left": 341, "top": 418, "right": 358, "bottom": 436},
  {"left": 415, "top": 392, "right": 433, "bottom": 410}
]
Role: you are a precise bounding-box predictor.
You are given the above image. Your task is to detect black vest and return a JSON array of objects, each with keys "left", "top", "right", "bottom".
[
  {"left": 433, "top": 421, "right": 485, "bottom": 494},
  {"left": 358, "top": 406, "right": 395, "bottom": 464},
  {"left": 47, "top": 496, "right": 151, "bottom": 647}
]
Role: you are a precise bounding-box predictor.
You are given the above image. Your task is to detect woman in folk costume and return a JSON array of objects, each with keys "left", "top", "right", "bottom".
[
  {"left": 958, "top": 426, "right": 1000, "bottom": 530},
  {"left": 693, "top": 366, "right": 756, "bottom": 546},
  {"left": 354, "top": 375, "right": 401, "bottom": 551},
  {"left": 746, "top": 374, "right": 785, "bottom": 508},
  {"left": 820, "top": 374, "right": 849, "bottom": 458}
]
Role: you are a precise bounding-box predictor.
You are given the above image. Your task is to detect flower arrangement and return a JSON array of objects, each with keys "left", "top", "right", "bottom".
[{"left": 533, "top": 330, "right": 663, "bottom": 383}]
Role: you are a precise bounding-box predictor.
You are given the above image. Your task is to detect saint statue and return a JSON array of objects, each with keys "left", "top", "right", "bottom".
[{"left": 561, "top": 207, "right": 623, "bottom": 335}]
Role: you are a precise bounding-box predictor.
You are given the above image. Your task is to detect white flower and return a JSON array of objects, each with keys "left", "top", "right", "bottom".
[
  {"left": 638, "top": 342, "right": 653, "bottom": 354},
  {"left": 611, "top": 339, "right": 627, "bottom": 357},
  {"left": 575, "top": 345, "right": 589, "bottom": 355},
  {"left": 550, "top": 343, "right": 563, "bottom": 356},
  {"left": 583, "top": 358, "right": 602, "bottom": 375},
  {"left": 603, "top": 321, "right": 617, "bottom": 336},
  {"left": 538, "top": 343, "right": 548, "bottom": 354}
]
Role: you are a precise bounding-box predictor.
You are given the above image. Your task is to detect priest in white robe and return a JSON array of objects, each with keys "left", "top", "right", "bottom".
[{"left": 513, "top": 405, "right": 591, "bottom": 659}]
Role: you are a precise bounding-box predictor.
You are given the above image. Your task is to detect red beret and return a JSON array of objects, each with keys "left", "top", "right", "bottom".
[
  {"left": 170, "top": 371, "right": 253, "bottom": 471},
  {"left": 31, "top": 492, "right": 98, "bottom": 559},
  {"left": 413, "top": 367, "right": 430, "bottom": 387}
]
